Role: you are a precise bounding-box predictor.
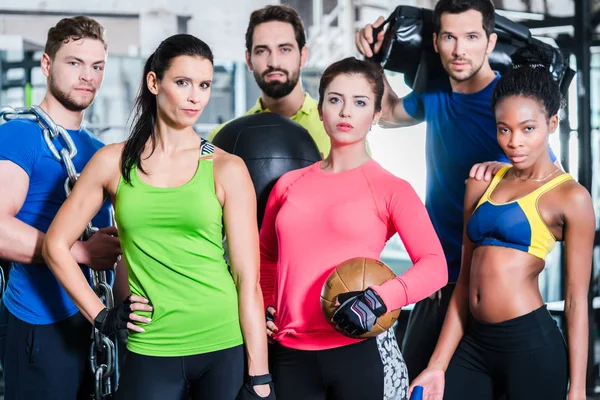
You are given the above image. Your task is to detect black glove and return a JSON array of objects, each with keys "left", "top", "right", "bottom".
[
  {"left": 331, "top": 288, "right": 387, "bottom": 337},
  {"left": 93, "top": 296, "right": 132, "bottom": 335},
  {"left": 236, "top": 374, "right": 276, "bottom": 400}
]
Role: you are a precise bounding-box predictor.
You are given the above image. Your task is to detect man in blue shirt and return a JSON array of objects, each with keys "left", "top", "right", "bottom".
[
  {"left": 357, "top": 0, "right": 557, "bottom": 380},
  {"left": 0, "top": 16, "right": 123, "bottom": 399}
]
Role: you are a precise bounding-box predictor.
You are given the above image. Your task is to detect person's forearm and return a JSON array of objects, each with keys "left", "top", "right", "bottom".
[
  {"left": 0, "top": 216, "right": 89, "bottom": 265},
  {"left": 427, "top": 283, "right": 470, "bottom": 371},
  {"left": 565, "top": 296, "right": 588, "bottom": 394},
  {"left": 379, "top": 74, "right": 417, "bottom": 128},
  {"left": 42, "top": 239, "right": 104, "bottom": 323},
  {"left": 0, "top": 216, "right": 46, "bottom": 263},
  {"left": 238, "top": 281, "right": 270, "bottom": 376},
  {"left": 259, "top": 257, "right": 277, "bottom": 311},
  {"left": 381, "top": 74, "right": 401, "bottom": 125},
  {"left": 373, "top": 253, "right": 447, "bottom": 311},
  {"left": 113, "top": 257, "right": 130, "bottom": 305}
]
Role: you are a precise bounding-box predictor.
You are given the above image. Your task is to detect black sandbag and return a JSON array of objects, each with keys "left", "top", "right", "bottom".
[{"left": 370, "top": 6, "right": 574, "bottom": 96}]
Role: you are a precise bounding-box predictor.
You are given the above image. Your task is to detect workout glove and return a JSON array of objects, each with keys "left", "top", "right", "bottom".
[
  {"left": 332, "top": 288, "right": 387, "bottom": 337},
  {"left": 93, "top": 296, "right": 132, "bottom": 335},
  {"left": 236, "top": 374, "right": 276, "bottom": 400}
]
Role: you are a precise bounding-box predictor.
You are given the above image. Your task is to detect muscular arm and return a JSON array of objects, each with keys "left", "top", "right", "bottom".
[
  {"left": 0, "top": 160, "right": 90, "bottom": 265},
  {"left": 355, "top": 17, "right": 419, "bottom": 128},
  {"left": 42, "top": 146, "right": 117, "bottom": 323},
  {"left": 379, "top": 74, "right": 421, "bottom": 128},
  {"left": 427, "top": 178, "right": 488, "bottom": 371},
  {"left": 562, "top": 184, "right": 594, "bottom": 397},
  {"left": 218, "top": 154, "right": 269, "bottom": 377}
]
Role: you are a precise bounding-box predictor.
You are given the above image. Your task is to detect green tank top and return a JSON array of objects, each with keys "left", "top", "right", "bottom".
[{"left": 114, "top": 140, "right": 243, "bottom": 356}]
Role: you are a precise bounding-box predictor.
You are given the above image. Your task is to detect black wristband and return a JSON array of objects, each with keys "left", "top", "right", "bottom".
[
  {"left": 248, "top": 373, "right": 273, "bottom": 386},
  {"left": 94, "top": 308, "right": 109, "bottom": 330}
]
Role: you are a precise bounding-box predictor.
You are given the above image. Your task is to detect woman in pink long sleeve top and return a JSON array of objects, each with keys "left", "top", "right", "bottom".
[{"left": 259, "top": 57, "right": 448, "bottom": 400}]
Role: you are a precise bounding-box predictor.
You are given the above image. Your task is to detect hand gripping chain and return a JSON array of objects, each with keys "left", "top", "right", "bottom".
[{"left": 0, "top": 106, "right": 118, "bottom": 399}]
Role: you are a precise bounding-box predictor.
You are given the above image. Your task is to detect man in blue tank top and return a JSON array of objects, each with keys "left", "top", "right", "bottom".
[
  {"left": 356, "top": 0, "right": 557, "bottom": 380},
  {"left": 0, "top": 17, "right": 123, "bottom": 399}
]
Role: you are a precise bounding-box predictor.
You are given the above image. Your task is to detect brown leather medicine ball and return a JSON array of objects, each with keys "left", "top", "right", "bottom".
[{"left": 321, "top": 257, "right": 401, "bottom": 338}]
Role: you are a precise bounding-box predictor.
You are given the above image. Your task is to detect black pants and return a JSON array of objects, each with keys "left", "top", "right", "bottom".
[
  {"left": 0, "top": 300, "right": 93, "bottom": 400},
  {"left": 271, "top": 330, "right": 408, "bottom": 400},
  {"left": 115, "top": 345, "right": 244, "bottom": 400},
  {"left": 444, "top": 305, "right": 568, "bottom": 400},
  {"left": 401, "top": 283, "right": 455, "bottom": 381}
]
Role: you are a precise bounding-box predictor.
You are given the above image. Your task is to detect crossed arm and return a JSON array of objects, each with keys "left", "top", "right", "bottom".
[{"left": 0, "top": 160, "right": 120, "bottom": 267}]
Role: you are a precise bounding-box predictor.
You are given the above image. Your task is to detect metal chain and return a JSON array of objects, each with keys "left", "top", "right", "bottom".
[{"left": 0, "top": 106, "right": 117, "bottom": 399}]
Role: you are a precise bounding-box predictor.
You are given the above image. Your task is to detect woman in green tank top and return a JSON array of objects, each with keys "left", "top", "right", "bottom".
[{"left": 43, "top": 34, "right": 274, "bottom": 400}]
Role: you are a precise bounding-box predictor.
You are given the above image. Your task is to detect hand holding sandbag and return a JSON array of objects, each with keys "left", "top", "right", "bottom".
[
  {"left": 363, "top": 5, "right": 575, "bottom": 95},
  {"left": 355, "top": 16, "right": 386, "bottom": 58},
  {"left": 236, "top": 374, "right": 276, "bottom": 400}
]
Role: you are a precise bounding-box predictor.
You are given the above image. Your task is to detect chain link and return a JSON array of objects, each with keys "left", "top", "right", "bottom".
[{"left": 0, "top": 106, "right": 118, "bottom": 399}]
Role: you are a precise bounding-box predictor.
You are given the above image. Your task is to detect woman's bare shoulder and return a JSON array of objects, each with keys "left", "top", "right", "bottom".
[
  {"left": 557, "top": 178, "right": 593, "bottom": 212},
  {"left": 212, "top": 148, "right": 246, "bottom": 173},
  {"left": 95, "top": 141, "right": 126, "bottom": 160}
]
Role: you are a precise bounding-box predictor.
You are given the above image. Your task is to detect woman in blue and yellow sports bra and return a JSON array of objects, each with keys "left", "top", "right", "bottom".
[{"left": 411, "top": 45, "right": 595, "bottom": 400}]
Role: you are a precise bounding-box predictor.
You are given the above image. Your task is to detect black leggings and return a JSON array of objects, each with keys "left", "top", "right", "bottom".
[
  {"left": 271, "top": 330, "right": 408, "bottom": 400},
  {"left": 444, "top": 305, "right": 568, "bottom": 400},
  {"left": 0, "top": 302, "right": 93, "bottom": 400},
  {"left": 115, "top": 345, "right": 244, "bottom": 400}
]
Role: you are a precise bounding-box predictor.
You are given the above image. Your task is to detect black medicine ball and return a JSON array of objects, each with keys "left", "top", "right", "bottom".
[{"left": 212, "top": 113, "right": 322, "bottom": 228}]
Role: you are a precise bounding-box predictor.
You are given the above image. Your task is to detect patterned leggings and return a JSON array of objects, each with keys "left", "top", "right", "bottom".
[{"left": 270, "top": 330, "right": 408, "bottom": 400}]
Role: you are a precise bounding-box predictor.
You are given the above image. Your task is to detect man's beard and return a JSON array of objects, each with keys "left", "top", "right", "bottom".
[
  {"left": 254, "top": 67, "right": 300, "bottom": 99},
  {"left": 48, "top": 75, "right": 94, "bottom": 112},
  {"left": 445, "top": 57, "right": 485, "bottom": 83}
]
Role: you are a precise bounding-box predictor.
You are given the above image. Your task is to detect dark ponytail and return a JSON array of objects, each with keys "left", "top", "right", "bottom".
[
  {"left": 121, "top": 53, "right": 157, "bottom": 183},
  {"left": 121, "top": 34, "right": 214, "bottom": 183},
  {"left": 491, "top": 42, "right": 563, "bottom": 118}
]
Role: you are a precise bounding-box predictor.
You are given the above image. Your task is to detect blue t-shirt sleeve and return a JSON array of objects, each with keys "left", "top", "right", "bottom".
[
  {"left": 498, "top": 153, "right": 510, "bottom": 163},
  {"left": 0, "top": 120, "right": 42, "bottom": 176},
  {"left": 549, "top": 146, "right": 557, "bottom": 162},
  {"left": 402, "top": 91, "right": 425, "bottom": 121}
]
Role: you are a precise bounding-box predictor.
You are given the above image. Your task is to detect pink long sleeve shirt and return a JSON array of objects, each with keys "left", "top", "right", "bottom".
[{"left": 259, "top": 159, "right": 447, "bottom": 351}]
